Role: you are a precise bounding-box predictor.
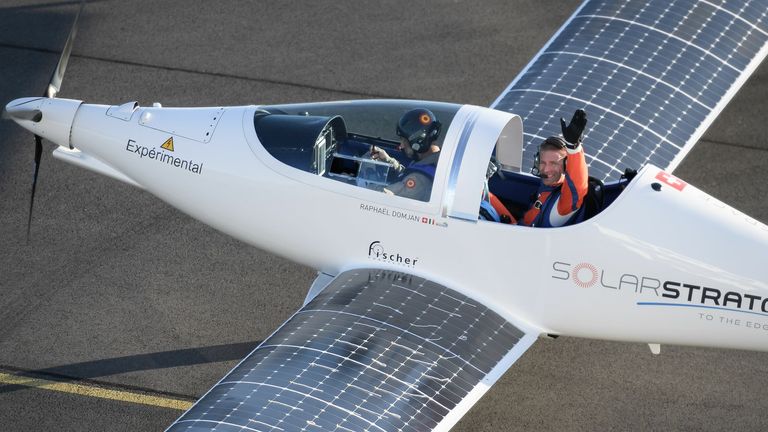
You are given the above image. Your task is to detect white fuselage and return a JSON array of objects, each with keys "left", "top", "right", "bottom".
[{"left": 7, "top": 96, "right": 768, "bottom": 352}]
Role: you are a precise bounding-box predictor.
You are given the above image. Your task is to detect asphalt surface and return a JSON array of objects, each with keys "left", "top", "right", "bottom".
[{"left": 1, "top": 1, "right": 767, "bottom": 431}]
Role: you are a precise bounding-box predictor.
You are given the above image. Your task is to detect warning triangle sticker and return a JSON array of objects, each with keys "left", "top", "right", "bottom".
[{"left": 161, "top": 137, "right": 174, "bottom": 152}]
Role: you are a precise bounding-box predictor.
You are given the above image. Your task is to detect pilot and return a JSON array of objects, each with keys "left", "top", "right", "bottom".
[
  {"left": 370, "top": 108, "right": 441, "bottom": 202},
  {"left": 519, "top": 109, "right": 589, "bottom": 227}
]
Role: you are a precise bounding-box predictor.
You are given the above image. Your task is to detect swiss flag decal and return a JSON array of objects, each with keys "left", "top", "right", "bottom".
[{"left": 655, "top": 171, "right": 687, "bottom": 191}]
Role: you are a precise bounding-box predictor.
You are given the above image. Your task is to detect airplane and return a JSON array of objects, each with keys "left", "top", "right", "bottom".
[{"left": 3, "top": 0, "right": 768, "bottom": 431}]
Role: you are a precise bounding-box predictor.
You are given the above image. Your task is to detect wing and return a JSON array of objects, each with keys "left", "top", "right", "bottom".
[
  {"left": 166, "top": 269, "right": 536, "bottom": 432},
  {"left": 491, "top": 0, "right": 768, "bottom": 181}
]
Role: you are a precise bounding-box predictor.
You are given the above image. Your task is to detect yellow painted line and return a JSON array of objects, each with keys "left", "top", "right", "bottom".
[{"left": 0, "top": 371, "right": 193, "bottom": 411}]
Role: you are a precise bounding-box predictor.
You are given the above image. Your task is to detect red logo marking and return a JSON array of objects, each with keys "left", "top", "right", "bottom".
[
  {"left": 406, "top": 178, "right": 416, "bottom": 189},
  {"left": 655, "top": 171, "right": 687, "bottom": 191},
  {"left": 572, "top": 262, "right": 598, "bottom": 288}
]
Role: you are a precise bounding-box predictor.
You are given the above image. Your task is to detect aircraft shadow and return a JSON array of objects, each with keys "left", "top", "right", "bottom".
[{"left": 0, "top": 340, "right": 261, "bottom": 395}]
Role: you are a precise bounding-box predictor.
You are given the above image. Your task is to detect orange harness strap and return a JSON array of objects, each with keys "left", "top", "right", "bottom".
[{"left": 489, "top": 192, "right": 516, "bottom": 224}]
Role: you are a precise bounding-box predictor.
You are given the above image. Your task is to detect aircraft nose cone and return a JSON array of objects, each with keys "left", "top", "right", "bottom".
[
  {"left": 3, "top": 97, "right": 45, "bottom": 122},
  {"left": 3, "top": 97, "right": 83, "bottom": 148}
]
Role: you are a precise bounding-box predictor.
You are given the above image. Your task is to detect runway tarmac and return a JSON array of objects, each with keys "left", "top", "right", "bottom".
[{"left": 1, "top": 1, "right": 767, "bottom": 431}]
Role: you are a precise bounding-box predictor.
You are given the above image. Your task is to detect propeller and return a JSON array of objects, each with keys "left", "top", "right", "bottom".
[
  {"left": 23, "top": 0, "right": 86, "bottom": 243},
  {"left": 27, "top": 135, "right": 43, "bottom": 241}
]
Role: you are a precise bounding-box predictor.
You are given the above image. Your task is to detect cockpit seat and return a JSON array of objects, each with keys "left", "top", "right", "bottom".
[{"left": 580, "top": 176, "right": 605, "bottom": 221}]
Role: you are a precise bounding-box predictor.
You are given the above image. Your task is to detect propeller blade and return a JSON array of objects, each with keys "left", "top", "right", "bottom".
[
  {"left": 22, "top": 0, "right": 85, "bottom": 244},
  {"left": 26, "top": 135, "right": 44, "bottom": 243},
  {"left": 46, "top": 0, "right": 86, "bottom": 99},
  {"left": 26, "top": 0, "right": 86, "bottom": 242}
]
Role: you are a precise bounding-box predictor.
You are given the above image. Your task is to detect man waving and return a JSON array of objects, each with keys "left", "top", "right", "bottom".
[{"left": 520, "top": 109, "right": 589, "bottom": 227}]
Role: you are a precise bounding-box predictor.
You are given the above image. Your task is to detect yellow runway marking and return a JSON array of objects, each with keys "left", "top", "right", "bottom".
[{"left": 0, "top": 371, "right": 193, "bottom": 411}]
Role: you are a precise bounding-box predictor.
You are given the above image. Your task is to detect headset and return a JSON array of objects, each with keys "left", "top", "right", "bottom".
[{"left": 531, "top": 136, "right": 568, "bottom": 177}]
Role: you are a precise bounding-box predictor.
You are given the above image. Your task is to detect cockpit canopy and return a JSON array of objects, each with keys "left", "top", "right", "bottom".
[
  {"left": 258, "top": 100, "right": 461, "bottom": 146},
  {"left": 254, "top": 100, "right": 463, "bottom": 201},
  {"left": 249, "top": 99, "right": 627, "bottom": 225}
]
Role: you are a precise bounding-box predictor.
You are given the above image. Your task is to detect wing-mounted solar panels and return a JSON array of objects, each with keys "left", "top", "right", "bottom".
[
  {"left": 492, "top": 0, "right": 768, "bottom": 182},
  {"left": 167, "top": 269, "right": 536, "bottom": 432}
]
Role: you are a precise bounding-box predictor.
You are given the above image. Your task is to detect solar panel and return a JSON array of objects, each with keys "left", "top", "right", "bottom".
[
  {"left": 166, "top": 269, "right": 533, "bottom": 432},
  {"left": 492, "top": 0, "right": 768, "bottom": 181}
]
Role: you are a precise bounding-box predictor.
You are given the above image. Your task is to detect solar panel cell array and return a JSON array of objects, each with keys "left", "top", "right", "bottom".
[
  {"left": 492, "top": 0, "right": 768, "bottom": 181},
  {"left": 167, "top": 269, "right": 525, "bottom": 432}
]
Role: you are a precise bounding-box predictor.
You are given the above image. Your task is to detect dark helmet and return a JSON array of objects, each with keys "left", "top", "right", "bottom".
[
  {"left": 396, "top": 108, "right": 441, "bottom": 153},
  {"left": 531, "top": 136, "right": 568, "bottom": 176}
]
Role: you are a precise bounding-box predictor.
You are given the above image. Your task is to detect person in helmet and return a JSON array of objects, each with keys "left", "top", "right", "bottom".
[
  {"left": 519, "top": 109, "right": 589, "bottom": 227},
  {"left": 370, "top": 108, "right": 442, "bottom": 202}
]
